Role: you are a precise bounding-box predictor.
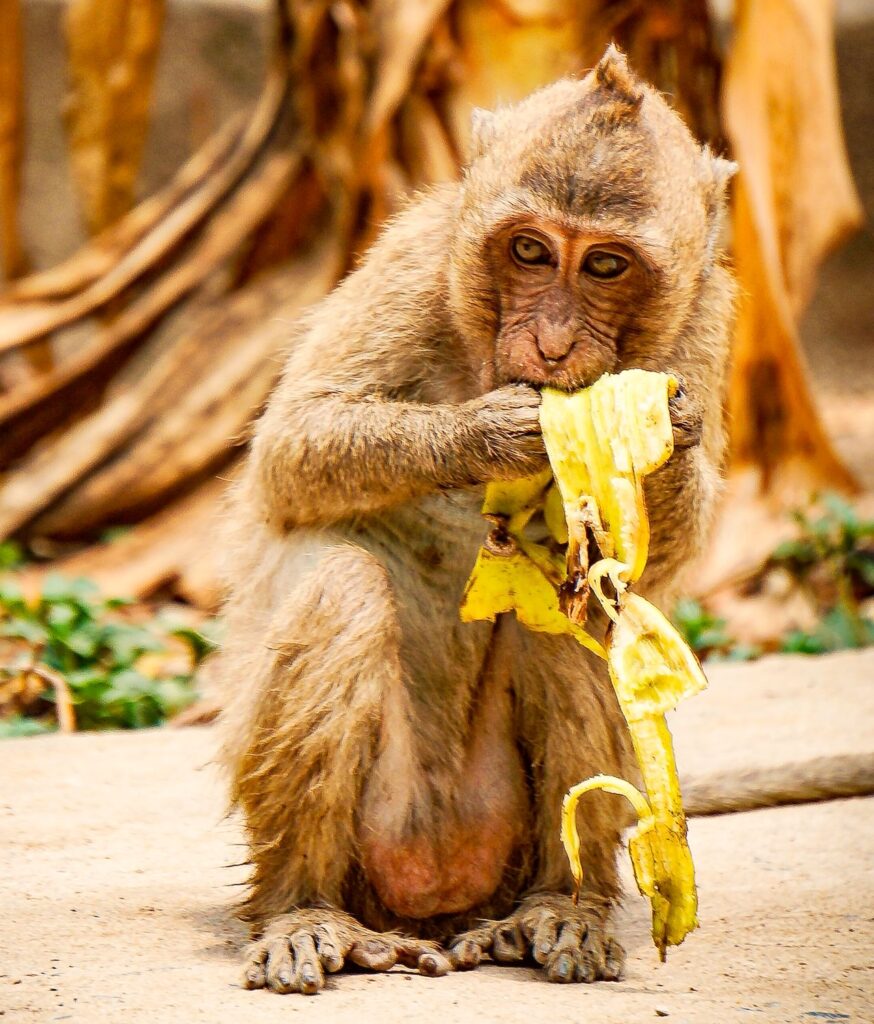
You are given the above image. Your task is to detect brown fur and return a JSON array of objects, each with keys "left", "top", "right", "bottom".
[{"left": 217, "top": 46, "right": 737, "bottom": 994}]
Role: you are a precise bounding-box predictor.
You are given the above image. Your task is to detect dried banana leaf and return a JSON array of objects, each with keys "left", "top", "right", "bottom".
[{"left": 64, "top": 0, "right": 166, "bottom": 234}]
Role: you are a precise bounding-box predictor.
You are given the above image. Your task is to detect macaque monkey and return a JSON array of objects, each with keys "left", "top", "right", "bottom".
[{"left": 218, "top": 45, "right": 737, "bottom": 994}]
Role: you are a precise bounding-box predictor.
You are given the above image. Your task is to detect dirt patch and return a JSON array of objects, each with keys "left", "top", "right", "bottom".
[{"left": 2, "top": 653, "right": 873, "bottom": 1023}]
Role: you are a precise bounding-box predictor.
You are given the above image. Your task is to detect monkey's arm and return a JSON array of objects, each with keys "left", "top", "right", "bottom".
[
  {"left": 248, "top": 187, "right": 546, "bottom": 528},
  {"left": 250, "top": 383, "right": 546, "bottom": 528}
]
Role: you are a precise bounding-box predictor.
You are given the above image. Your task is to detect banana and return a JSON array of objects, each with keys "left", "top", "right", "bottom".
[
  {"left": 567, "top": 576, "right": 706, "bottom": 959},
  {"left": 540, "top": 369, "right": 678, "bottom": 584},
  {"left": 460, "top": 368, "right": 707, "bottom": 960}
]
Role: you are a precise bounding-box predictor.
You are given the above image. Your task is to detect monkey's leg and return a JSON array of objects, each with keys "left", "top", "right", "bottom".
[
  {"left": 450, "top": 628, "right": 633, "bottom": 983},
  {"left": 223, "top": 543, "right": 451, "bottom": 994}
]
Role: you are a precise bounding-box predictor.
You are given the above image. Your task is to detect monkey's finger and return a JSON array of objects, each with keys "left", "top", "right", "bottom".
[
  {"left": 668, "top": 387, "right": 703, "bottom": 449},
  {"left": 545, "top": 947, "right": 584, "bottom": 984},
  {"left": 500, "top": 382, "right": 543, "bottom": 407},
  {"left": 668, "top": 373, "right": 688, "bottom": 397},
  {"left": 264, "top": 936, "right": 297, "bottom": 993},
  {"left": 241, "top": 942, "right": 267, "bottom": 990},
  {"left": 290, "top": 931, "right": 325, "bottom": 995},
  {"left": 417, "top": 949, "right": 451, "bottom": 977},
  {"left": 348, "top": 937, "right": 398, "bottom": 972},
  {"left": 491, "top": 921, "right": 526, "bottom": 963},
  {"left": 449, "top": 938, "right": 484, "bottom": 971},
  {"left": 394, "top": 938, "right": 448, "bottom": 975},
  {"left": 528, "top": 916, "right": 559, "bottom": 964},
  {"left": 313, "top": 923, "right": 346, "bottom": 973},
  {"left": 575, "top": 930, "right": 601, "bottom": 984},
  {"left": 602, "top": 937, "right": 626, "bottom": 981}
]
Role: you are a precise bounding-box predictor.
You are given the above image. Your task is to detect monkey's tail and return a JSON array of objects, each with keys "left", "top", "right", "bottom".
[{"left": 682, "top": 752, "right": 874, "bottom": 817}]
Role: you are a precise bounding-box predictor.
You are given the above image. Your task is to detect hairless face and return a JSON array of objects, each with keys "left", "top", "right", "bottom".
[{"left": 484, "top": 217, "right": 657, "bottom": 389}]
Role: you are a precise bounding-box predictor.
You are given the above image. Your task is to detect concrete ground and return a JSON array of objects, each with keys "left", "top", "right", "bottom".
[{"left": 1, "top": 650, "right": 873, "bottom": 1024}]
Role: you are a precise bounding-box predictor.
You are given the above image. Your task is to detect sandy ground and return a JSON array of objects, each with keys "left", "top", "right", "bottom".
[{"left": 2, "top": 651, "right": 873, "bottom": 1024}]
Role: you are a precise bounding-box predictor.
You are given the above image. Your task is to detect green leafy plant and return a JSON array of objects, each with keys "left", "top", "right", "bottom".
[
  {"left": 672, "top": 598, "right": 759, "bottom": 662},
  {"left": 771, "top": 493, "right": 874, "bottom": 654},
  {"left": 0, "top": 714, "right": 54, "bottom": 739},
  {"left": 0, "top": 541, "right": 26, "bottom": 571},
  {"left": 0, "top": 574, "right": 217, "bottom": 735}
]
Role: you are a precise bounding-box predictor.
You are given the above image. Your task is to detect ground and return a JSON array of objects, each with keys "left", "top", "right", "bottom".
[{"left": 2, "top": 650, "right": 873, "bottom": 1024}]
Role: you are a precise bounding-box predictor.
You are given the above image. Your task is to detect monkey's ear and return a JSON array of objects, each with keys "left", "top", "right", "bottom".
[
  {"left": 711, "top": 155, "right": 739, "bottom": 191},
  {"left": 594, "top": 43, "right": 644, "bottom": 106},
  {"left": 702, "top": 151, "right": 737, "bottom": 266},
  {"left": 469, "top": 107, "right": 497, "bottom": 160}
]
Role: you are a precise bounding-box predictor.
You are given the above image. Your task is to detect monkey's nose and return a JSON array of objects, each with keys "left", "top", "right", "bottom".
[{"left": 535, "top": 322, "right": 576, "bottom": 363}]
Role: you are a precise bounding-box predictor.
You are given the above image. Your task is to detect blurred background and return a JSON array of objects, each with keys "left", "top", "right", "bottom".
[{"left": 0, "top": 0, "right": 871, "bottom": 733}]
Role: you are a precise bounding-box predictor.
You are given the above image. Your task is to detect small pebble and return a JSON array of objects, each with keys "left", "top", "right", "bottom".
[{"left": 655, "top": 1009, "right": 670, "bottom": 1018}]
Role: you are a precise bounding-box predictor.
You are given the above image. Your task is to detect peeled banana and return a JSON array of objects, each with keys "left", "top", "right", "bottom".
[
  {"left": 540, "top": 369, "right": 678, "bottom": 583},
  {"left": 461, "top": 368, "right": 707, "bottom": 960}
]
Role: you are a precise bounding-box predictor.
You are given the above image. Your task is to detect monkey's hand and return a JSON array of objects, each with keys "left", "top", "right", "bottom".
[
  {"left": 242, "top": 908, "right": 450, "bottom": 995},
  {"left": 468, "top": 384, "right": 549, "bottom": 481},
  {"left": 668, "top": 379, "right": 703, "bottom": 449},
  {"left": 448, "top": 893, "right": 624, "bottom": 983}
]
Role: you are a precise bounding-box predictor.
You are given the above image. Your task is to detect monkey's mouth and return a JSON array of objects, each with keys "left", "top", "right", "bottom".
[
  {"left": 509, "top": 371, "right": 598, "bottom": 393},
  {"left": 494, "top": 330, "right": 617, "bottom": 392},
  {"left": 506, "top": 357, "right": 616, "bottom": 393}
]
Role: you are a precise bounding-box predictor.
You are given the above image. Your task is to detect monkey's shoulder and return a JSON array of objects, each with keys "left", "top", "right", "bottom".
[{"left": 355, "top": 184, "right": 462, "bottom": 277}]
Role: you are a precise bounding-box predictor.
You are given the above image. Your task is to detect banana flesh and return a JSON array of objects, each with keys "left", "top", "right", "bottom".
[
  {"left": 461, "top": 368, "right": 706, "bottom": 960},
  {"left": 540, "top": 369, "right": 678, "bottom": 583}
]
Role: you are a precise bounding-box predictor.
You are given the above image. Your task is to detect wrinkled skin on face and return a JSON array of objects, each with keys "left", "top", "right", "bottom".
[{"left": 485, "top": 220, "right": 659, "bottom": 389}]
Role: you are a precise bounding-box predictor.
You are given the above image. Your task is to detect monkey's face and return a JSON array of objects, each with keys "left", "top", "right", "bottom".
[
  {"left": 487, "top": 219, "right": 659, "bottom": 391},
  {"left": 449, "top": 49, "right": 736, "bottom": 397}
]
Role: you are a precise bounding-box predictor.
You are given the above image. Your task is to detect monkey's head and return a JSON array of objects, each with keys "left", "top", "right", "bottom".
[{"left": 448, "top": 44, "right": 736, "bottom": 392}]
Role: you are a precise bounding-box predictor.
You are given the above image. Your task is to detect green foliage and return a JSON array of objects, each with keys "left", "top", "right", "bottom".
[
  {"left": 780, "top": 606, "right": 874, "bottom": 655},
  {"left": 771, "top": 493, "right": 874, "bottom": 593},
  {"left": 671, "top": 598, "right": 759, "bottom": 663},
  {"left": 0, "top": 714, "right": 53, "bottom": 738},
  {"left": 0, "top": 573, "right": 217, "bottom": 735},
  {"left": 675, "top": 494, "right": 874, "bottom": 662},
  {"left": 772, "top": 493, "right": 874, "bottom": 655},
  {"left": 0, "top": 541, "right": 26, "bottom": 571}
]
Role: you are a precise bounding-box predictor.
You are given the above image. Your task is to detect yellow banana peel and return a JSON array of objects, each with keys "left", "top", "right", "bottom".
[
  {"left": 567, "top": 582, "right": 707, "bottom": 958},
  {"left": 461, "top": 369, "right": 707, "bottom": 960},
  {"left": 540, "top": 370, "right": 678, "bottom": 583},
  {"left": 460, "top": 544, "right": 606, "bottom": 657}
]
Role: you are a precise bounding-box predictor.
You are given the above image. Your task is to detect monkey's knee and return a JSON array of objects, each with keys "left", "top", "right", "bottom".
[
  {"left": 236, "top": 546, "right": 394, "bottom": 776},
  {"left": 266, "top": 544, "right": 396, "bottom": 660}
]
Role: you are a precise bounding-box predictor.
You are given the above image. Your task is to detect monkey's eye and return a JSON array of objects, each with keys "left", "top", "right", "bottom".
[
  {"left": 511, "top": 235, "right": 551, "bottom": 266},
  {"left": 582, "top": 250, "right": 629, "bottom": 279}
]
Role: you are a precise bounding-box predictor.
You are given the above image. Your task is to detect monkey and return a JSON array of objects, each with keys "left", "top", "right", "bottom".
[{"left": 216, "top": 45, "right": 738, "bottom": 995}]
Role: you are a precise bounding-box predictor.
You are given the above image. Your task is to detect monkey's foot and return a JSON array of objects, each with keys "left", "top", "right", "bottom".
[
  {"left": 449, "top": 893, "right": 624, "bottom": 983},
  {"left": 242, "top": 907, "right": 451, "bottom": 995}
]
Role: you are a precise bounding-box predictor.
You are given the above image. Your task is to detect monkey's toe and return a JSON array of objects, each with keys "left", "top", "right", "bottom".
[
  {"left": 241, "top": 942, "right": 267, "bottom": 990},
  {"left": 245, "top": 931, "right": 328, "bottom": 995},
  {"left": 395, "top": 938, "right": 451, "bottom": 977},
  {"left": 449, "top": 937, "right": 485, "bottom": 970},
  {"left": 492, "top": 921, "right": 527, "bottom": 963},
  {"left": 521, "top": 903, "right": 625, "bottom": 984},
  {"left": 449, "top": 894, "right": 624, "bottom": 984},
  {"left": 542, "top": 921, "right": 611, "bottom": 984},
  {"left": 242, "top": 910, "right": 453, "bottom": 994}
]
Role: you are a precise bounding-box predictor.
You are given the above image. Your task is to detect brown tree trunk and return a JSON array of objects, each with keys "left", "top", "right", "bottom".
[{"left": 0, "top": 0, "right": 861, "bottom": 606}]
